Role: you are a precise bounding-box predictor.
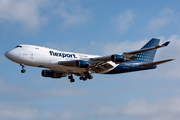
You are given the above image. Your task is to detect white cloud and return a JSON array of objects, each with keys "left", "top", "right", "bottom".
[
  {"left": 113, "top": 10, "right": 135, "bottom": 33},
  {"left": 0, "top": 0, "right": 91, "bottom": 32},
  {"left": 0, "top": 104, "right": 39, "bottom": 120},
  {"left": 55, "top": 1, "right": 91, "bottom": 28},
  {"left": 147, "top": 8, "right": 174, "bottom": 32},
  {"left": 0, "top": 101, "right": 86, "bottom": 120},
  {"left": 2, "top": 95, "right": 180, "bottom": 120},
  {"left": 97, "top": 97, "right": 180, "bottom": 120},
  {"left": 0, "top": 80, "right": 91, "bottom": 100},
  {"left": 0, "top": 0, "right": 48, "bottom": 31},
  {"left": 45, "top": 42, "right": 73, "bottom": 52},
  {"left": 44, "top": 110, "right": 84, "bottom": 120},
  {"left": 96, "top": 97, "right": 180, "bottom": 120},
  {"left": 152, "top": 35, "right": 180, "bottom": 79},
  {"left": 102, "top": 39, "right": 147, "bottom": 55}
]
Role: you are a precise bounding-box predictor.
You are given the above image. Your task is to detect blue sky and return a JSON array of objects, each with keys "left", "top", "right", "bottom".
[{"left": 1, "top": 0, "right": 180, "bottom": 120}]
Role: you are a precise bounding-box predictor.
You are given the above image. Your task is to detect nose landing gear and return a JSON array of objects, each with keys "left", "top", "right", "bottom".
[{"left": 20, "top": 64, "right": 26, "bottom": 73}]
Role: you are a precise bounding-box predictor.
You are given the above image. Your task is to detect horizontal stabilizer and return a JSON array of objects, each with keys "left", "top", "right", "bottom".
[
  {"left": 162, "top": 41, "right": 170, "bottom": 46},
  {"left": 140, "top": 59, "right": 175, "bottom": 67}
]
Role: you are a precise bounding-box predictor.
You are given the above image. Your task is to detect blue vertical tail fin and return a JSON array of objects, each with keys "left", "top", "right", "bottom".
[{"left": 134, "top": 38, "right": 160, "bottom": 62}]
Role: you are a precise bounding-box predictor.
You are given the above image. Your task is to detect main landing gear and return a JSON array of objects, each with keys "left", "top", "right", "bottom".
[
  {"left": 68, "top": 74, "right": 75, "bottom": 83},
  {"left": 20, "top": 64, "right": 26, "bottom": 73},
  {"left": 68, "top": 72, "right": 93, "bottom": 83},
  {"left": 79, "top": 72, "right": 93, "bottom": 81},
  {"left": 79, "top": 75, "right": 93, "bottom": 81}
]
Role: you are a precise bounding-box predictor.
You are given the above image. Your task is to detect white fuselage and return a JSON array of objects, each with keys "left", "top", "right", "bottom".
[{"left": 5, "top": 45, "right": 117, "bottom": 74}]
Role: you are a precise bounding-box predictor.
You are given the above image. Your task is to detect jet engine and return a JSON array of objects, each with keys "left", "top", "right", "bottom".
[
  {"left": 75, "top": 60, "right": 89, "bottom": 68},
  {"left": 111, "top": 54, "right": 125, "bottom": 63},
  {"left": 41, "top": 70, "right": 66, "bottom": 78}
]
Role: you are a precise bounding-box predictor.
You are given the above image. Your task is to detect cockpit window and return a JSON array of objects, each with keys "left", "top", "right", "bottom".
[{"left": 15, "top": 45, "right": 22, "bottom": 48}]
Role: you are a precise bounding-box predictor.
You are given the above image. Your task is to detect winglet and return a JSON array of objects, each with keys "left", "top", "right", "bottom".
[{"left": 162, "top": 41, "right": 170, "bottom": 46}]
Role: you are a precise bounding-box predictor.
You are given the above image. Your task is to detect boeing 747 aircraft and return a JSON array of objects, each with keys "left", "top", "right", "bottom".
[{"left": 5, "top": 38, "right": 174, "bottom": 82}]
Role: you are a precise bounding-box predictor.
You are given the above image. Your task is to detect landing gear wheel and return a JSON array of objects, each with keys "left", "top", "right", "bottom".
[
  {"left": 70, "top": 79, "right": 75, "bottom": 83},
  {"left": 20, "top": 64, "right": 26, "bottom": 73},
  {"left": 68, "top": 76, "right": 72, "bottom": 79},
  {"left": 83, "top": 77, "right": 87, "bottom": 81},
  {"left": 83, "top": 72, "right": 93, "bottom": 80},
  {"left": 69, "top": 74, "right": 75, "bottom": 83},
  {"left": 79, "top": 76, "right": 83, "bottom": 80},
  {"left": 21, "top": 69, "right": 26, "bottom": 73}
]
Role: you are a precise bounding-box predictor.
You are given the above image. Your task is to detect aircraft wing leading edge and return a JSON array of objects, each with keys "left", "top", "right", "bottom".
[{"left": 123, "top": 41, "right": 170, "bottom": 56}]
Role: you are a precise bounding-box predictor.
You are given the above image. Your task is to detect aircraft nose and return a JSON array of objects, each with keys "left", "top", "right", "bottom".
[
  {"left": 4, "top": 51, "right": 11, "bottom": 59},
  {"left": 4, "top": 49, "right": 18, "bottom": 61}
]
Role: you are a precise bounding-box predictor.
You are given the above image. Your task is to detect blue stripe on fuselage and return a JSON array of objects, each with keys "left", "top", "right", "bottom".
[{"left": 105, "top": 61, "right": 157, "bottom": 74}]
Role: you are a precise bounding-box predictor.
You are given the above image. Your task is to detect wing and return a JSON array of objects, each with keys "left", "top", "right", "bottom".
[
  {"left": 91, "top": 41, "right": 170, "bottom": 62},
  {"left": 123, "top": 41, "right": 170, "bottom": 56},
  {"left": 58, "top": 59, "right": 114, "bottom": 73}
]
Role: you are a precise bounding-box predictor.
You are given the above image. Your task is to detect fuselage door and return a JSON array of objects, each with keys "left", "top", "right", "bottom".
[{"left": 30, "top": 51, "right": 33, "bottom": 60}]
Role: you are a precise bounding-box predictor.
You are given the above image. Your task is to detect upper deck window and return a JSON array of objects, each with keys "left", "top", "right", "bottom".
[{"left": 15, "top": 45, "right": 22, "bottom": 48}]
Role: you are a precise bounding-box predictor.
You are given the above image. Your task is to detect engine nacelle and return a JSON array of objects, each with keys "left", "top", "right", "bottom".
[
  {"left": 41, "top": 70, "right": 63, "bottom": 78},
  {"left": 111, "top": 54, "right": 125, "bottom": 63},
  {"left": 75, "top": 60, "right": 89, "bottom": 68}
]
